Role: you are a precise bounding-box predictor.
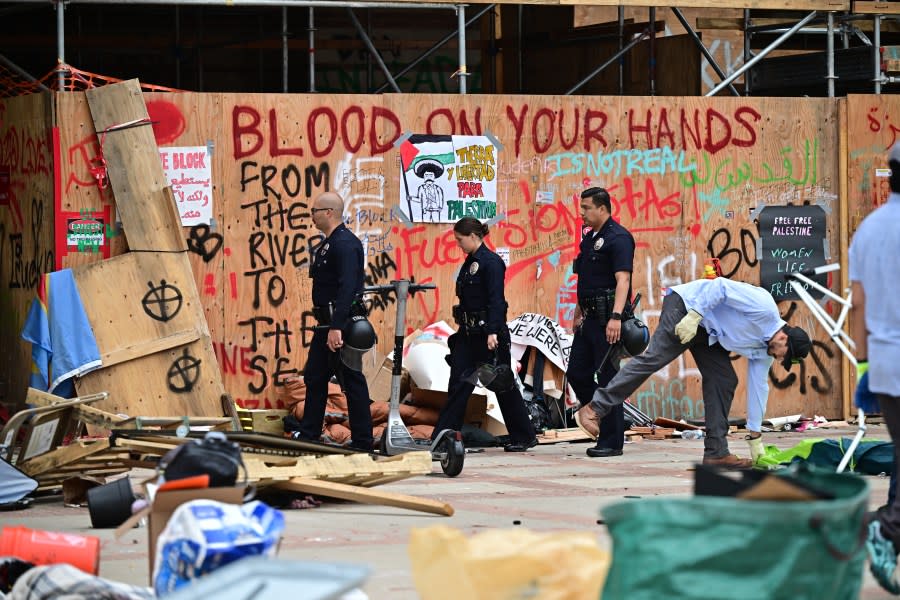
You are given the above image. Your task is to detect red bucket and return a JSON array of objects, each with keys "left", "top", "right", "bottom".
[{"left": 0, "top": 526, "right": 99, "bottom": 574}]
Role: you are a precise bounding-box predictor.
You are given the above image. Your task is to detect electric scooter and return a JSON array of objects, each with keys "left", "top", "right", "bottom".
[{"left": 362, "top": 280, "right": 466, "bottom": 477}]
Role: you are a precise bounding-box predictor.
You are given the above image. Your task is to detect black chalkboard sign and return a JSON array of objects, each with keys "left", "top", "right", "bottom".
[{"left": 758, "top": 205, "right": 827, "bottom": 301}]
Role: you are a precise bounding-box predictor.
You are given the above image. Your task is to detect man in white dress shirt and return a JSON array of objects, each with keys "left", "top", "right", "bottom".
[{"left": 576, "top": 277, "right": 811, "bottom": 469}]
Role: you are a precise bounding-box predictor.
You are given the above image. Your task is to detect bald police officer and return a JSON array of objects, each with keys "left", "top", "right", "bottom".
[{"left": 295, "top": 192, "right": 374, "bottom": 452}]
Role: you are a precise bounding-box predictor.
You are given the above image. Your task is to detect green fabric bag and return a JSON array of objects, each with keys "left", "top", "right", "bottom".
[{"left": 601, "top": 467, "right": 869, "bottom": 600}]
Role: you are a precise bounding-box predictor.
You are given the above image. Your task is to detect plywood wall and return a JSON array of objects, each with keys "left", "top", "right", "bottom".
[
  {"left": 0, "top": 92, "right": 54, "bottom": 409},
  {"left": 41, "top": 91, "right": 845, "bottom": 425}
]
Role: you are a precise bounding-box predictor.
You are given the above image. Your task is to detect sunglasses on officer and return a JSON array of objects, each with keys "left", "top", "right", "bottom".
[{"left": 311, "top": 207, "right": 333, "bottom": 214}]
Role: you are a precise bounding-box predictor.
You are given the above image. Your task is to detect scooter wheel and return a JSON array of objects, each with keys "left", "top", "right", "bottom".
[{"left": 440, "top": 439, "right": 465, "bottom": 477}]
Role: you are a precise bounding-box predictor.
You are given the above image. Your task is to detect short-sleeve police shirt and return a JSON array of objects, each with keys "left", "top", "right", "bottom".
[
  {"left": 456, "top": 244, "right": 507, "bottom": 334},
  {"left": 310, "top": 223, "right": 365, "bottom": 330},
  {"left": 574, "top": 218, "right": 635, "bottom": 297}
]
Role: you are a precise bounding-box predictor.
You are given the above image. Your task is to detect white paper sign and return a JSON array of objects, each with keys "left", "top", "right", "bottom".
[
  {"left": 398, "top": 134, "right": 499, "bottom": 223},
  {"left": 160, "top": 146, "right": 213, "bottom": 226}
]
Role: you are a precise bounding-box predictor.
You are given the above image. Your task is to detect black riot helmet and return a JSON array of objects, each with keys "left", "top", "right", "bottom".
[
  {"left": 620, "top": 316, "right": 650, "bottom": 357},
  {"left": 340, "top": 316, "right": 377, "bottom": 371}
]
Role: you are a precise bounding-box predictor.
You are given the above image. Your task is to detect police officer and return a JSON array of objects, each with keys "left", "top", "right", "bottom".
[
  {"left": 295, "top": 192, "right": 374, "bottom": 452},
  {"left": 569, "top": 187, "right": 636, "bottom": 458},
  {"left": 434, "top": 217, "right": 538, "bottom": 452}
]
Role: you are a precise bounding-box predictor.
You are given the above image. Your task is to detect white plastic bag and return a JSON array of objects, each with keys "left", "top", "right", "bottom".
[{"left": 153, "top": 499, "right": 284, "bottom": 596}]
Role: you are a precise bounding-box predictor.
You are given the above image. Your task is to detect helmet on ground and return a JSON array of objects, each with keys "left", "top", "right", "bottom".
[
  {"left": 340, "top": 316, "right": 377, "bottom": 371},
  {"left": 621, "top": 317, "right": 650, "bottom": 357}
]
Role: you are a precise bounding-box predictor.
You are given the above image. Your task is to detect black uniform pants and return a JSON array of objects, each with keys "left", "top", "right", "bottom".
[
  {"left": 299, "top": 328, "right": 374, "bottom": 450},
  {"left": 433, "top": 329, "right": 536, "bottom": 444},
  {"left": 567, "top": 317, "right": 624, "bottom": 450}
]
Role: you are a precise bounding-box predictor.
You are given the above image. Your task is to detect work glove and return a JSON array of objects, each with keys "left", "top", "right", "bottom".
[
  {"left": 857, "top": 360, "right": 869, "bottom": 380},
  {"left": 674, "top": 309, "right": 703, "bottom": 344},
  {"left": 746, "top": 434, "right": 765, "bottom": 466}
]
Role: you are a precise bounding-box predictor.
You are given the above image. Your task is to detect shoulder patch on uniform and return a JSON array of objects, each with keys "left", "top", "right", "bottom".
[
  {"left": 469, "top": 262, "right": 480, "bottom": 275},
  {"left": 593, "top": 237, "right": 604, "bottom": 251}
]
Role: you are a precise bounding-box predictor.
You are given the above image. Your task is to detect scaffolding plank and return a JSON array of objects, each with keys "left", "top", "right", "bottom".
[{"left": 853, "top": 1, "right": 900, "bottom": 14}]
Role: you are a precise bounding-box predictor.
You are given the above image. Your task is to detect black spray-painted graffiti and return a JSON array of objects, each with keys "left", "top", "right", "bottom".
[
  {"left": 8, "top": 198, "right": 53, "bottom": 290},
  {"left": 142, "top": 280, "right": 183, "bottom": 322},
  {"left": 706, "top": 226, "right": 758, "bottom": 278},
  {"left": 187, "top": 224, "right": 223, "bottom": 263},
  {"left": 167, "top": 348, "right": 202, "bottom": 393},
  {"left": 240, "top": 162, "right": 329, "bottom": 310},
  {"left": 238, "top": 316, "right": 297, "bottom": 394}
]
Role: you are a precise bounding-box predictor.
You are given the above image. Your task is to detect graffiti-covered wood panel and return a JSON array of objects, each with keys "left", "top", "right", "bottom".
[
  {"left": 0, "top": 92, "right": 54, "bottom": 409},
  {"left": 49, "top": 92, "right": 842, "bottom": 422}
]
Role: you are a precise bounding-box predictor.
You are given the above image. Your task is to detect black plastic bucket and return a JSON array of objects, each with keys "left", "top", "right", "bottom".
[{"left": 87, "top": 476, "right": 135, "bottom": 528}]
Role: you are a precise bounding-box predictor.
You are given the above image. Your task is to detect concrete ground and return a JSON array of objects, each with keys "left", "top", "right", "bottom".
[{"left": 5, "top": 424, "right": 897, "bottom": 599}]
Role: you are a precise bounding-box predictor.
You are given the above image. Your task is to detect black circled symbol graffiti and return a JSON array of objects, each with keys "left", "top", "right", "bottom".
[
  {"left": 142, "top": 280, "right": 183, "bottom": 322},
  {"left": 187, "top": 224, "right": 223, "bottom": 263},
  {"left": 167, "top": 349, "right": 202, "bottom": 393}
]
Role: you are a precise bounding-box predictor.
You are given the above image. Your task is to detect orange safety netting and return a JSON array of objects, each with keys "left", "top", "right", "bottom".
[{"left": 0, "top": 61, "right": 181, "bottom": 98}]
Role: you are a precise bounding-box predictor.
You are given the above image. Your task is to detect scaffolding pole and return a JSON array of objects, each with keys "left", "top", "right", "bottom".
[
  {"left": 308, "top": 7, "right": 315, "bottom": 92},
  {"left": 566, "top": 29, "right": 650, "bottom": 96},
  {"left": 457, "top": 4, "right": 467, "bottom": 94},
  {"left": 707, "top": 10, "right": 817, "bottom": 97},
  {"left": 347, "top": 7, "right": 400, "bottom": 92},
  {"left": 56, "top": 0, "right": 65, "bottom": 91},
  {"left": 671, "top": 7, "right": 739, "bottom": 96}
]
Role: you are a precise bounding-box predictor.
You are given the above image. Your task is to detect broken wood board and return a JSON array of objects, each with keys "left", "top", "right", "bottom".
[
  {"left": 537, "top": 428, "right": 590, "bottom": 444},
  {"left": 84, "top": 79, "right": 186, "bottom": 253},
  {"left": 244, "top": 450, "right": 431, "bottom": 485},
  {"left": 72, "top": 252, "right": 225, "bottom": 418},
  {"left": 18, "top": 439, "right": 111, "bottom": 477},
  {"left": 273, "top": 476, "right": 453, "bottom": 517}
]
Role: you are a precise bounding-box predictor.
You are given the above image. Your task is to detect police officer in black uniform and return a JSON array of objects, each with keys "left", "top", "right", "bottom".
[
  {"left": 569, "top": 187, "right": 636, "bottom": 458},
  {"left": 434, "top": 217, "right": 538, "bottom": 452},
  {"left": 295, "top": 191, "right": 374, "bottom": 451}
]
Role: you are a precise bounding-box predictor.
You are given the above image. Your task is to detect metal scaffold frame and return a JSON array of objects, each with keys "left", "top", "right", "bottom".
[{"left": 3, "top": 0, "right": 900, "bottom": 95}]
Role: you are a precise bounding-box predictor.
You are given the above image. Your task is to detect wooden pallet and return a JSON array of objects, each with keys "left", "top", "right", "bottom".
[{"left": 537, "top": 427, "right": 590, "bottom": 444}]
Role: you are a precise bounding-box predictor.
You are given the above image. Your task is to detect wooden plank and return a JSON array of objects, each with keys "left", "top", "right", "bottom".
[
  {"left": 537, "top": 428, "right": 590, "bottom": 444},
  {"left": 84, "top": 79, "right": 186, "bottom": 252},
  {"left": 853, "top": 1, "right": 900, "bottom": 14},
  {"left": 18, "top": 439, "right": 111, "bottom": 476},
  {"left": 101, "top": 329, "right": 202, "bottom": 368},
  {"left": 273, "top": 477, "right": 454, "bottom": 517},
  {"left": 560, "top": 0, "right": 847, "bottom": 8},
  {"left": 242, "top": 450, "right": 431, "bottom": 482}
]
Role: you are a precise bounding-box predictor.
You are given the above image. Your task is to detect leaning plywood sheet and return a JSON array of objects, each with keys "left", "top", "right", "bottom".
[
  {"left": 84, "top": 79, "right": 185, "bottom": 253},
  {"left": 72, "top": 252, "right": 225, "bottom": 417}
]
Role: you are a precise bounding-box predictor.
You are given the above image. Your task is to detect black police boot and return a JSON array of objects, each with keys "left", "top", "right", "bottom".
[
  {"left": 504, "top": 438, "right": 539, "bottom": 452},
  {"left": 586, "top": 442, "right": 623, "bottom": 458}
]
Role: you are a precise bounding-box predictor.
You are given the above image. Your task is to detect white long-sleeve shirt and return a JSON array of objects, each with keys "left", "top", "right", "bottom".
[{"left": 670, "top": 278, "right": 785, "bottom": 430}]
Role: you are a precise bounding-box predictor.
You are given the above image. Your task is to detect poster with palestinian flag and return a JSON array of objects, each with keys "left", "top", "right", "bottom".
[{"left": 398, "top": 134, "right": 498, "bottom": 223}]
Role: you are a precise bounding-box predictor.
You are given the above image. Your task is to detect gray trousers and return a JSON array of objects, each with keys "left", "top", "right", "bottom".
[
  {"left": 877, "top": 393, "right": 900, "bottom": 549},
  {"left": 590, "top": 292, "right": 739, "bottom": 458}
]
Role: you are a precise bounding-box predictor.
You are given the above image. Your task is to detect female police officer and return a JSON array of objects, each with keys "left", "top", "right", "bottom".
[{"left": 432, "top": 217, "right": 538, "bottom": 452}]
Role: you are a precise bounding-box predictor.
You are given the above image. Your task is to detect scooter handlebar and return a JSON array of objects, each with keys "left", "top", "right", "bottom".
[{"left": 362, "top": 281, "right": 436, "bottom": 294}]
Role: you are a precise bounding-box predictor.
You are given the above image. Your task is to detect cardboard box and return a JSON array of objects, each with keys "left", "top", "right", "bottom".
[
  {"left": 409, "top": 381, "right": 488, "bottom": 429},
  {"left": 117, "top": 483, "right": 245, "bottom": 580}
]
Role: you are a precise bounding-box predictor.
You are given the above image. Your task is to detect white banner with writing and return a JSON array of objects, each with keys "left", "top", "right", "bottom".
[{"left": 160, "top": 146, "right": 213, "bottom": 226}]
